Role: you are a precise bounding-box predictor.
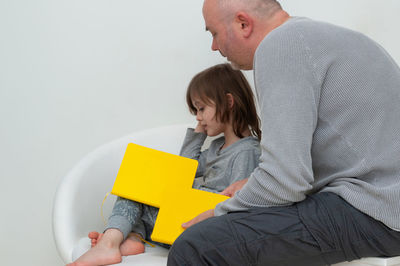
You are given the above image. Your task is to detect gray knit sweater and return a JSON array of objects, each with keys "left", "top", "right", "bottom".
[{"left": 214, "top": 17, "right": 400, "bottom": 231}]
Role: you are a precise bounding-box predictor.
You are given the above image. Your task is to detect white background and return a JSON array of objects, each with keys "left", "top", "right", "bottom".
[{"left": 1, "top": 0, "right": 399, "bottom": 265}]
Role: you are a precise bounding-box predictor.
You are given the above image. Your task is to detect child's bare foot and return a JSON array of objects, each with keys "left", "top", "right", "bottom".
[
  {"left": 67, "top": 229, "right": 123, "bottom": 266},
  {"left": 88, "top": 231, "right": 103, "bottom": 248},
  {"left": 119, "top": 232, "right": 145, "bottom": 256},
  {"left": 87, "top": 231, "right": 145, "bottom": 256}
]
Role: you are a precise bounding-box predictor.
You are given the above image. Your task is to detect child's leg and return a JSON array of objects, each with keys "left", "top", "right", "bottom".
[
  {"left": 69, "top": 197, "right": 144, "bottom": 265},
  {"left": 106, "top": 197, "right": 148, "bottom": 255},
  {"left": 105, "top": 197, "right": 143, "bottom": 239},
  {"left": 118, "top": 206, "right": 159, "bottom": 255},
  {"left": 141, "top": 205, "right": 171, "bottom": 249},
  {"left": 141, "top": 205, "right": 159, "bottom": 229}
]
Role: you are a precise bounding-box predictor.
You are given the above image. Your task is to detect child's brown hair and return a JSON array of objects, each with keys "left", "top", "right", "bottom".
[{"left": 186, "top": 63, "right": 261, "bottom": 140}]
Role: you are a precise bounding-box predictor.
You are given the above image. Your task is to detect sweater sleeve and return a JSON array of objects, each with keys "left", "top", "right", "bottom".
[
  {"left": 215, "top": 27, "right": 320, "bottom": 216},
  {"left": 179, "top": 128, "right": 208, "bottom": 178}
]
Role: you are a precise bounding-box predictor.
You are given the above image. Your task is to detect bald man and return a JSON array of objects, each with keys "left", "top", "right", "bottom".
[{"left": 167, "top": 0, "right": 400, "bottom": 265}]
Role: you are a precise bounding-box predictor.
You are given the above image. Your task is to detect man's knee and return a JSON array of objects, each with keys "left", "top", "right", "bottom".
[
  {"left": 167, "top": 225, "right": 203, "bottom": 265},
  {"left": 167, "top": 215, "right": 247, "bottom": 265}
]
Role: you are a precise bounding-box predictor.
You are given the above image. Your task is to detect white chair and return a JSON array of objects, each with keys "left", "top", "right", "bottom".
[
  {"left": 52, "top": 124, "right": 193, "bottom": 265},
  {"left": 52, "top": 124, "right": 400, "bottom": 265}
]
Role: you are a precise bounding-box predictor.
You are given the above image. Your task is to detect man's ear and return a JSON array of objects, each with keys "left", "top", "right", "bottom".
[
  {"left": 235, "top": 11, "right": 253, "bottom": 38},
  {"left": 226, "top": 93, "right": 235, "bottom": 109}
]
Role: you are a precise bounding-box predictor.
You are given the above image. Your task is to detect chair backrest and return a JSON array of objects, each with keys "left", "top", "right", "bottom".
[{"left": 52, "top": 124, "right": 191, "bottom": 263}]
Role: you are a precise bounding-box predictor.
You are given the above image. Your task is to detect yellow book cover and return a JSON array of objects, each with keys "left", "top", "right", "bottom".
[
  {"left": 111, "top": 143, "right": 198, "bottom": 207},
  {"left": 111, "top": 142, "right": 229, "bottom": 245},
  {"left": 151, "top": 188, "right": 229, "bottom": 245}
]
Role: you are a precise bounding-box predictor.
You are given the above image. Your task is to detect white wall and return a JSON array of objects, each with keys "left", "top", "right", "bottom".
[{"left": 0, "top": 0, "right": 399, "bottom": 265}]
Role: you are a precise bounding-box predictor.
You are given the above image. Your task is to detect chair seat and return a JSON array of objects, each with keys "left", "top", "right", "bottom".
[
  {"left": 72, "top": 237, "right": 400, "bottom": 266},
  {"left": 332, "top": 256, "right": 400, "bottom": 266}
]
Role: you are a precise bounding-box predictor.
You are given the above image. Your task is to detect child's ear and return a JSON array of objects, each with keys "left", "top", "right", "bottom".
[{"left": 226, "top": 93, "right": 234, "bottom": 109}]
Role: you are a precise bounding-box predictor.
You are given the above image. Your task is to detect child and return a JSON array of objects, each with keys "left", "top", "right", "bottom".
[{"left": 68, "top": 63, "right": 261, "bottom": 266}]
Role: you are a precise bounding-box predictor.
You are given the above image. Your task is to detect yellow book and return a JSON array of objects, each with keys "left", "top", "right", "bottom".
[
  {"left": 111, "top": 143, "right": 229, "bottom": 245},
  {"left": 111, "top": 143, "right": 198, "bottom": 207},
  {"left": 152, "top": 188, "right": 229, "bottom": 245}
]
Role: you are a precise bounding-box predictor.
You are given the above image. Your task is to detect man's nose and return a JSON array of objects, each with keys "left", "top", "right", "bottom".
[{"left": 211, "top": 38, "right": 218, "bottom": 51}]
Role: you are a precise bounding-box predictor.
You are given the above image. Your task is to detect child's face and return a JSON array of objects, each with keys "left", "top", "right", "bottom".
[{"left": 192, "top": 97, "right": 226, "bottom": 137}]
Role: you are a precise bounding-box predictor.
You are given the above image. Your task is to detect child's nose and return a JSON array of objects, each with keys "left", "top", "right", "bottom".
[{"left": 196, "top": 113, "right": 202, "bottom": 121}]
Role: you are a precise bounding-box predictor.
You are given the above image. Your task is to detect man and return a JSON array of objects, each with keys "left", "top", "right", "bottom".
[{"left": 168, "top": 0, "right": 400, "bottom": 265}]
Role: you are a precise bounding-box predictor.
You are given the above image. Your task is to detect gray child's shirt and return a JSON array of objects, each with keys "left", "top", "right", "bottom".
[{"left": 179, "top": 128, "right": 261, "bottom": 193}]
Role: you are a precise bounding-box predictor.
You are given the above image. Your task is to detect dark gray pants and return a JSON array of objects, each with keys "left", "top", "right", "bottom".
[{"left": 167, "top": 192, "right": 400, "bottom": 266}]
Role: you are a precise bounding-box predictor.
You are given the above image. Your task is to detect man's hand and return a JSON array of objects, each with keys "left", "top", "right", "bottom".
[
  {"left": 182, "top": 209, "right": 214, "bottom": 229},
  {"left": 220, "top": 178, "right": 249, "bottom": 197}
]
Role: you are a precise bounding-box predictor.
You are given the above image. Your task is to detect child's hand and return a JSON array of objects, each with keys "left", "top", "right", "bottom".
[
  {"left": 194, "top": 121, "right": 206, "bottom": 133},
  {"left": 220, "top": 178, "right": 249, "bottom": 197}
]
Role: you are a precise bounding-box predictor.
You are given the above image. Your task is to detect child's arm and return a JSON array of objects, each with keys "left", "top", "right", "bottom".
[{"left": 179, "top": 127, "right": 208, "bottom": 177}]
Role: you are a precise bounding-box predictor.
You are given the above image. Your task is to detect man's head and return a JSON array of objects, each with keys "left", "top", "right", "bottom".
[{"left": 202, "top": 0, "right": 288, "bottom": 70}]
